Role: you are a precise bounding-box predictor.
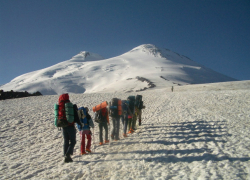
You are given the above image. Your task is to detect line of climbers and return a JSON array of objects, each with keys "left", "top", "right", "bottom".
[{"left": 54, "top": 93, "right": 145, "bottom": 163}]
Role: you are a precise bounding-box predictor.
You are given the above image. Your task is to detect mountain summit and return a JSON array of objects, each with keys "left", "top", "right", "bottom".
[
  {"left": 129, "top": 44, "right": 162, "bottom": 57},
  {"left": 69, "top": 51, "right": 104, "bottom": 62},
  {"left": 1, "top": 44, "right": 236, "bottom": 95}
]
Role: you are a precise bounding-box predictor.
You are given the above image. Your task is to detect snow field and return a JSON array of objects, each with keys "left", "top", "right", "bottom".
[{"left": 0, "top": 83, "right": 250, "bottom": 179}]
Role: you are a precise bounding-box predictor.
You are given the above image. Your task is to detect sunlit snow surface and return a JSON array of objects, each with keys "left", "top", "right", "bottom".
[{"left": 0, "top": 80, "right": 250, "bottom": 179}]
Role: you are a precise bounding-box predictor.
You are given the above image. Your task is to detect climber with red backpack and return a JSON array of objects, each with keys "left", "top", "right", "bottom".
[{"left": 54, "top": 93, "right": 82, "bottom": 163}]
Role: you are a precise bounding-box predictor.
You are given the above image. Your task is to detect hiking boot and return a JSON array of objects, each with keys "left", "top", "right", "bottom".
[
  {"left": 86, "top": 149, "right": 91, "bottom": 153},
  {"left": 80, "top": 152, "right": 87, "bottom": 155},
  {"left": 99, "top": 142, "right": 103, "bottom": 145},
  {"left": 128, "top": 130, "right": 132, "bottom": 134},
  {"left": 123, "top": 133, "right": 128, "bottom": 137},
  {"left": 128, "top": 128, "right": 134, "bottom": 134},
  {"left": 65, "top": 155, "right": 73, "bottom": 163},
  {"left": 104, "top": 140, "right": 109, "bottom": 143}
]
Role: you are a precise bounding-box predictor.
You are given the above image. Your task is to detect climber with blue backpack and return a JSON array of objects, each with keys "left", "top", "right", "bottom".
[{"left": 77, "top": 107, "right": 94, "bottom": 155}]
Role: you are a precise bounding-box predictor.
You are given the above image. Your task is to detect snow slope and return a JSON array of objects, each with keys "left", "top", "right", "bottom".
[
  {"left": 1, "top": 44, "right": 236, "bottom": 95},
  {"left": 0, "top": 80, "right": 250, "bottom": 179}
]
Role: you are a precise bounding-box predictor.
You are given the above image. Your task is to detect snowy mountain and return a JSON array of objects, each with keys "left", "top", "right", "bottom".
[{"left": 1, "top": 44, "right": 236, "bottom": 95}]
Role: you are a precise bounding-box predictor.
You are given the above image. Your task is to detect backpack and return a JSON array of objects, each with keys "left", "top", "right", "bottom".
[
  {"left": 54, "top": 104, "right": 59, "bottom": 127},
  {"left": 127, "top": 96, "right": 135, "bottom": 114},
  {"left": 92, "top": 101, "right": 108, "bottom": 112},
  {"left": 135, "top": 95, "right": 143, "bottom": 110},
  {"left": 94, "top": 109, "right": 107, "bottom": 123},
  {"left": 54, "top": 93, "right": 74, "bottom": 127},
  {"left": 109, "top": 98, "right": 119, "bottom": 117},
  {"left": 77, "top": 107, "right": 88, "bottom": 130},
  {"left": 122, "top": 100, "right": 128, "bottom": 114},
  {"left": 65, "top": 102, "right": 74, "bottom": 123}
]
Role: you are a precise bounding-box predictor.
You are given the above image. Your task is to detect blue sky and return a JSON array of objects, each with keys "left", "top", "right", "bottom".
[{"left": 1, "top": 0, "right": 250, "bottom": 85}]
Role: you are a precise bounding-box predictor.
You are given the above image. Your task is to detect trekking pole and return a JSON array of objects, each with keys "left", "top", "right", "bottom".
[
  {"left": 136, "top": 115, "right": 139, "bottom": 131},
  {"left": 109, "top": 123, "right": 111, "bottom": 147},
  {"left": 119, "top": 117, "right": 123, "bottom": 139},
  {"left": 79, "top": 130, "right": 82, "bottom": 161},
  {"left": 92, "top": 127, "right": 95, "bottom": 153}
]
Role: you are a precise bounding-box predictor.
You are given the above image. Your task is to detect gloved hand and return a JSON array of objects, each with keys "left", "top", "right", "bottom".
[{"left": 89, "top": 131, "right": 92, "bottom": 135}]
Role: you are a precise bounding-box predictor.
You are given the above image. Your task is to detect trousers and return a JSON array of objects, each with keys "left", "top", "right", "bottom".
[
  {"left": 99, "top": 122, "right": 108, "bottom": 143},
  {"left": 79, "top": 130, "right": 91, "bottom": 153},
  {"left": 111, "top": 117, "right": 120, "bottom": 140},
  {"left": 63, "top": 126, "right": 76, "bottom": 156}
]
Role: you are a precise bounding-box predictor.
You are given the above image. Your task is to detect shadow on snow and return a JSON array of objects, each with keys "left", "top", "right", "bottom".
[{"left": 79, "top": 120, "right": 250, "bottom": 163}]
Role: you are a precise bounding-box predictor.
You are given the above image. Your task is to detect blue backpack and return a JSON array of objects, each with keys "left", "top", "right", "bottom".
[{"left": 77, "top": 107, "right": 89, "bottom": 131}]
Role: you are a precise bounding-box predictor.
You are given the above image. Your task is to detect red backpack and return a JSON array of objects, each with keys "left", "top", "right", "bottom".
[{"left": 57, "top": 94, "right": 74, "bottom": 127}]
